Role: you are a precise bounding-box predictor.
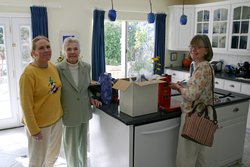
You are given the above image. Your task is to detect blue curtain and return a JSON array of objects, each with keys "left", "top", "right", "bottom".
[
  {"left": 154, "top": 13, "right": 167, "bottom": 75},
  {"left": 30, "top": 6, "right": 48, "bottom": 38},
  {"left": 92, "top": 9, "right": 106, "bottom": 81}
]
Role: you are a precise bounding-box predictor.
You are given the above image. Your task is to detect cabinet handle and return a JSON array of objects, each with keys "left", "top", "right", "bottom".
[
  {"left": 230, "top": 84, "right": 235, "bottom": 88},
  {"left": 141, "top": 124, "right": 179, "bottom": 135},
  {"left": 233, "top": 108, "right": 239, "bottom": 112},
  {"left": 172, "top": 73, "right": 176, "bottom": 76},
  {"left": 215, "top": 81, "right": 219, "bottom": 84}
]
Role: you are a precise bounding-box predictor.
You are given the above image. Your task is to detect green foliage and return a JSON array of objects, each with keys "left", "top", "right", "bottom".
[
  {"left": 104, "top": 21, "right": 155, "bottom": 76},
  {"left": 20, "top": 27, "right": 31, "bottom": 63},
  {"left": 104, "top": 21, "right": 121, "bottom": 65}
]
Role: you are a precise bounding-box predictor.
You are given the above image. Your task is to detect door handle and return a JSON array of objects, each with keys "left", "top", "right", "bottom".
[{"left": 141, "top": 124, "right": 179, "bottom": 135}]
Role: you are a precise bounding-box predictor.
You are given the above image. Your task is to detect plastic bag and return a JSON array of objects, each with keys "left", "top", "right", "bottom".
[{"left": 98, "top": 73, "right": 113, "bottom": 105}]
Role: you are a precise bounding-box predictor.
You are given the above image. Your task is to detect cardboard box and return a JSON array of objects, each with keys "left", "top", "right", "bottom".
[{"left": 113, "top": 78, "right": 165, "bottom": 117}]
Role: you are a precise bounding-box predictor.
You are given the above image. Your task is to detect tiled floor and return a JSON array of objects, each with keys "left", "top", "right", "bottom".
[
  {"left": 0, "top": 127, "right": 250, "bottom": 167},
  {"left": 0, "top": 127, "right": 66, "bottom": 167}
]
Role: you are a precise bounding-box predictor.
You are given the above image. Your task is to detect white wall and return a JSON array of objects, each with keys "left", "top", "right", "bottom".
[{"left": 0, "top": 0, "right": 170, "bottom": 64}]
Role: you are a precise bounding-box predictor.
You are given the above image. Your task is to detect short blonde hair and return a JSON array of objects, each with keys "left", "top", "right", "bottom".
[{"left": 32, "top": 35, "right": 49, "bottom": 51}]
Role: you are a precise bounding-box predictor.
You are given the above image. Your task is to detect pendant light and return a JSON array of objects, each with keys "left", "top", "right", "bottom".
[
  {"left": 147, "top": 0, "right": 155, "bottom": 23},
  {"left": 108, "top": 0, "right": 116, "bottom": 21},
  {"left": 180, "top": 0, "right": 187, "bottom": 25}
]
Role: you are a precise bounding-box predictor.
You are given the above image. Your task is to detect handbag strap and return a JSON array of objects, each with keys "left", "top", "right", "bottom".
[
  {"left": 191, "top": 63, "right": 215, "bottom": 106},
  {"left": 208, "top": 64, "right": 215, "bottom": 106},
  {"left": 190, "top": 63, "right": 218, "bottom": 123}
]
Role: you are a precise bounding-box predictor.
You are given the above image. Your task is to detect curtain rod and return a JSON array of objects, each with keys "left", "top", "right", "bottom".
[{"left": 0, "top": 2, "right": 62, "bottom": 8}]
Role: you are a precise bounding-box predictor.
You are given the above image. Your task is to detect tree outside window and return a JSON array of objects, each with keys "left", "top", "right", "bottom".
[{"left": 105, "top": 20, "right": 155, "bottom": 79}]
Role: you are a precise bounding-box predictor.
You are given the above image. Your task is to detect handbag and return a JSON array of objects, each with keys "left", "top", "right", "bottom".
[
  {"left": 181, "top": 64, "right": 218, "bottom": 147},
  {"left": 181, "top": 102, "right": 218, "bottom": 147}
]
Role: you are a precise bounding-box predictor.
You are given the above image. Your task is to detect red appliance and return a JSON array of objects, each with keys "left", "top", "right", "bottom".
[{"left": 158, "top": 74, "right": 172, "bottom": 111}]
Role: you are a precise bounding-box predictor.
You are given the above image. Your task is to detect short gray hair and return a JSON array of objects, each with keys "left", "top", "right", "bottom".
[{"left": 62, "top": 37, "right": 80, "bottom": 52}]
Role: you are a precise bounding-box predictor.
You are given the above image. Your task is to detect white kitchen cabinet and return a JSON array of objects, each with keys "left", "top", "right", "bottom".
[
  {"left": 223, "top": 80, "right": 241, "bottom": 92},
  {"left": 214, "top": 78, "right": 225, "bottom": 89},
  {"left": 167, "top": 5, "right": 195, "bottom": 51},
  {"left": 195, "top": 2, "right": 231, "bottom": 52},
  {"left": 195, "top": 7, "right": 211, "bottom": 36},
  {"left": 211, "top": 5, "right": 230, "bottom": 52},
  {"left": 89, "top": 108, "right": 180, "bottom": 167},
  {"left": 228, "top": 1, "right": 250, "bottom": 54},
  {"left": 241, "top": 83, "right": 250, "bottom": 130},
  {"left": 89, "top": 108, "right": 132, "bottom": 167},
  {"left": 205, "top": 101, "right": 249, "bottom": 167},
  {"left": 241, "top": 83, "right": 250, "bottom": 95},
  {"left": 134, "top": 118, "right": 180, "bottom": 167}
]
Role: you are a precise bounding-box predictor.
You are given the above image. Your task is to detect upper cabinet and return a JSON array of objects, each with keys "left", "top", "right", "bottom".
[
  {"left": 196, "top": 9, "right": 210, "bottom": 35},
  {"left": 167, "top": 5, "right": 195, "bottom": 51},
  {"left": 229, "top": 1, "right": 250, "bottom": 54},
  {"left": 195, "top": 3, "right": 230, "bottom": 53},
  {"left": 211, "top": 7, "right": 230, "bottom": 51},
  {"left": 168, "top": 0, "right": 250, "bottom": 54}
]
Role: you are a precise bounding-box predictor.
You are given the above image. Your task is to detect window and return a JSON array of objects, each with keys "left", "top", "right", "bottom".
[{"left": 105, "top": 20, "right": 155, "bottom": 79}]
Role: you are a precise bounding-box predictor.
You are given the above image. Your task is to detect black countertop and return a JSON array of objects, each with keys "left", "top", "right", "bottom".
[
  {"left": 166, "top": 66, "right": 250, "bottom": 84},
  {"left": 98, "top": 88, "right": 250, "bottom": 126}
]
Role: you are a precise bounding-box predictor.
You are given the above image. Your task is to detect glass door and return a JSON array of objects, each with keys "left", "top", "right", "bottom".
[{"left": 0, "top": 16, "right": 31, "bottom": 129}]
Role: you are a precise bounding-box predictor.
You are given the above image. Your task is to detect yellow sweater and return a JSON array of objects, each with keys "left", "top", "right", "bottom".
[{"left": 19, "top": 62, "right": 63, "bottom": 135}]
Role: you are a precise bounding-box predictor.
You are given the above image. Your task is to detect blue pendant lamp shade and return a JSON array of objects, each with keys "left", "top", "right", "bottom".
[
  {"left": 147, "top": 0, "right": 155, "bottom": 23},
  {"left": 180, "top": 0, "right": 187, "bottom": 25},
  {"left": 108, "top": 0, "right": 116, "bottom": 21}
]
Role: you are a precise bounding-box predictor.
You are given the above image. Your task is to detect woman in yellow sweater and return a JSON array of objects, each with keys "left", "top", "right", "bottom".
[{"left": 19, "top": 35, "right": 63, "bottom": 167}]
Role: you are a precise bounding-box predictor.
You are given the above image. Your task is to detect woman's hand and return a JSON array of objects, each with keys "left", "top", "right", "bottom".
[
  {"left": 90, "top": 98, "right": 102, "bottom": 108},
  {"left": 169, "top": 82, "right": 183, "bottom": 92}
]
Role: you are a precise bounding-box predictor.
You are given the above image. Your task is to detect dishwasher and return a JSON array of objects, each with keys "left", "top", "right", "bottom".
[{"left": 134, "top": 117, "right": 180, "bottom": 167}]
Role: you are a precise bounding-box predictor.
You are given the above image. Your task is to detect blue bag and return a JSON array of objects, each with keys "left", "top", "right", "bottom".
[{"left": 99, "top": 73, "right": 113, "bottom": 105}]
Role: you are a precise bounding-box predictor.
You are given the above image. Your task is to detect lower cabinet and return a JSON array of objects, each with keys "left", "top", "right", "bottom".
[
  {"left": 89, "top": 108, "right": 180, "bottom": 167},
  {"left": 90, "top": 101, "right": 248, "bottom": 167},
  {"left": 205, "top": 101, "right": 249, "bottom": 167}
]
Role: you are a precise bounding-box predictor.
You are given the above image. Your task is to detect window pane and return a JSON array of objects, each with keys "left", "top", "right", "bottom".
[
  {"left": 104, "top": 21, "right": 122, "bottom": 79},
  {"left": 20, "top": 26, "right": 32, "bottom": 68},
  {"left": 126, "top": 22, "right": 154, "bottom": 77},
  {"left": 105, "top": 21, "right": 155, "bottom": 79}
]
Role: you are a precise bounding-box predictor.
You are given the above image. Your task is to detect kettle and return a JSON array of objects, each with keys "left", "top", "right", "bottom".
[{"left": 211, "top": 61, "right": 223, "bottom": 72}]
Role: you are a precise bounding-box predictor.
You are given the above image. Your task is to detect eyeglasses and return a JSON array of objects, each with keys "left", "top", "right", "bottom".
[{"left": 188, "top": 45, "right": 207, "bottom": 50}]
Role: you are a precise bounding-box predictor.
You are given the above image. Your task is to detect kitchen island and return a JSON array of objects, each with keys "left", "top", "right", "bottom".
[{"left": 89, "top": 89, "right": 250, "bottom": 167}]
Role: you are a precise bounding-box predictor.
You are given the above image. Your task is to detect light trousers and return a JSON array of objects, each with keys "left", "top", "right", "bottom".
[
  {"left": 176, "top": 113, "right": 208, "bottom": 167},
  {"left": 26, "top": 119, "right": 62, "bottom": 167},
  {"left": 63, "top": 123, "right": 88, "bottom": 167}
]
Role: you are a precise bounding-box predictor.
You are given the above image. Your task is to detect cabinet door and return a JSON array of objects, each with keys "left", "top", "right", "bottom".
[
  {"left": 214, "top": 78, "right": 224, "bottom": 89},
  {"left": 223, "top": 80, "right": 241, "bottom": 92},
  {"left": 168, "top": 6, "right": 195, "bottom": 50},
  {"left": 241, "top": 82, "right": 250, "bottom": 95},
  {"left": 211, "top": 6, "right": 230, "bottom": 51},
  {"left": 215, "top": 116, "right": 247, "bottom": 166},
  {"left": 134, "top": 118, "right": 180, "bottom": 167},
  {"left": 229, "top": 2, "right": 250, "bottom": 54},
  {"left": 205, "top": 101, "right": 249, "bottom": 167},
  {"left": 195, "top": 8, "right": 211, "bottom": 35}
]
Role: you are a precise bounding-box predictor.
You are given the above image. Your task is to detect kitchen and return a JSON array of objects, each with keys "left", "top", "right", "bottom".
[{"left": 0, "top": 0, "right": 250, "bottom": 167}]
